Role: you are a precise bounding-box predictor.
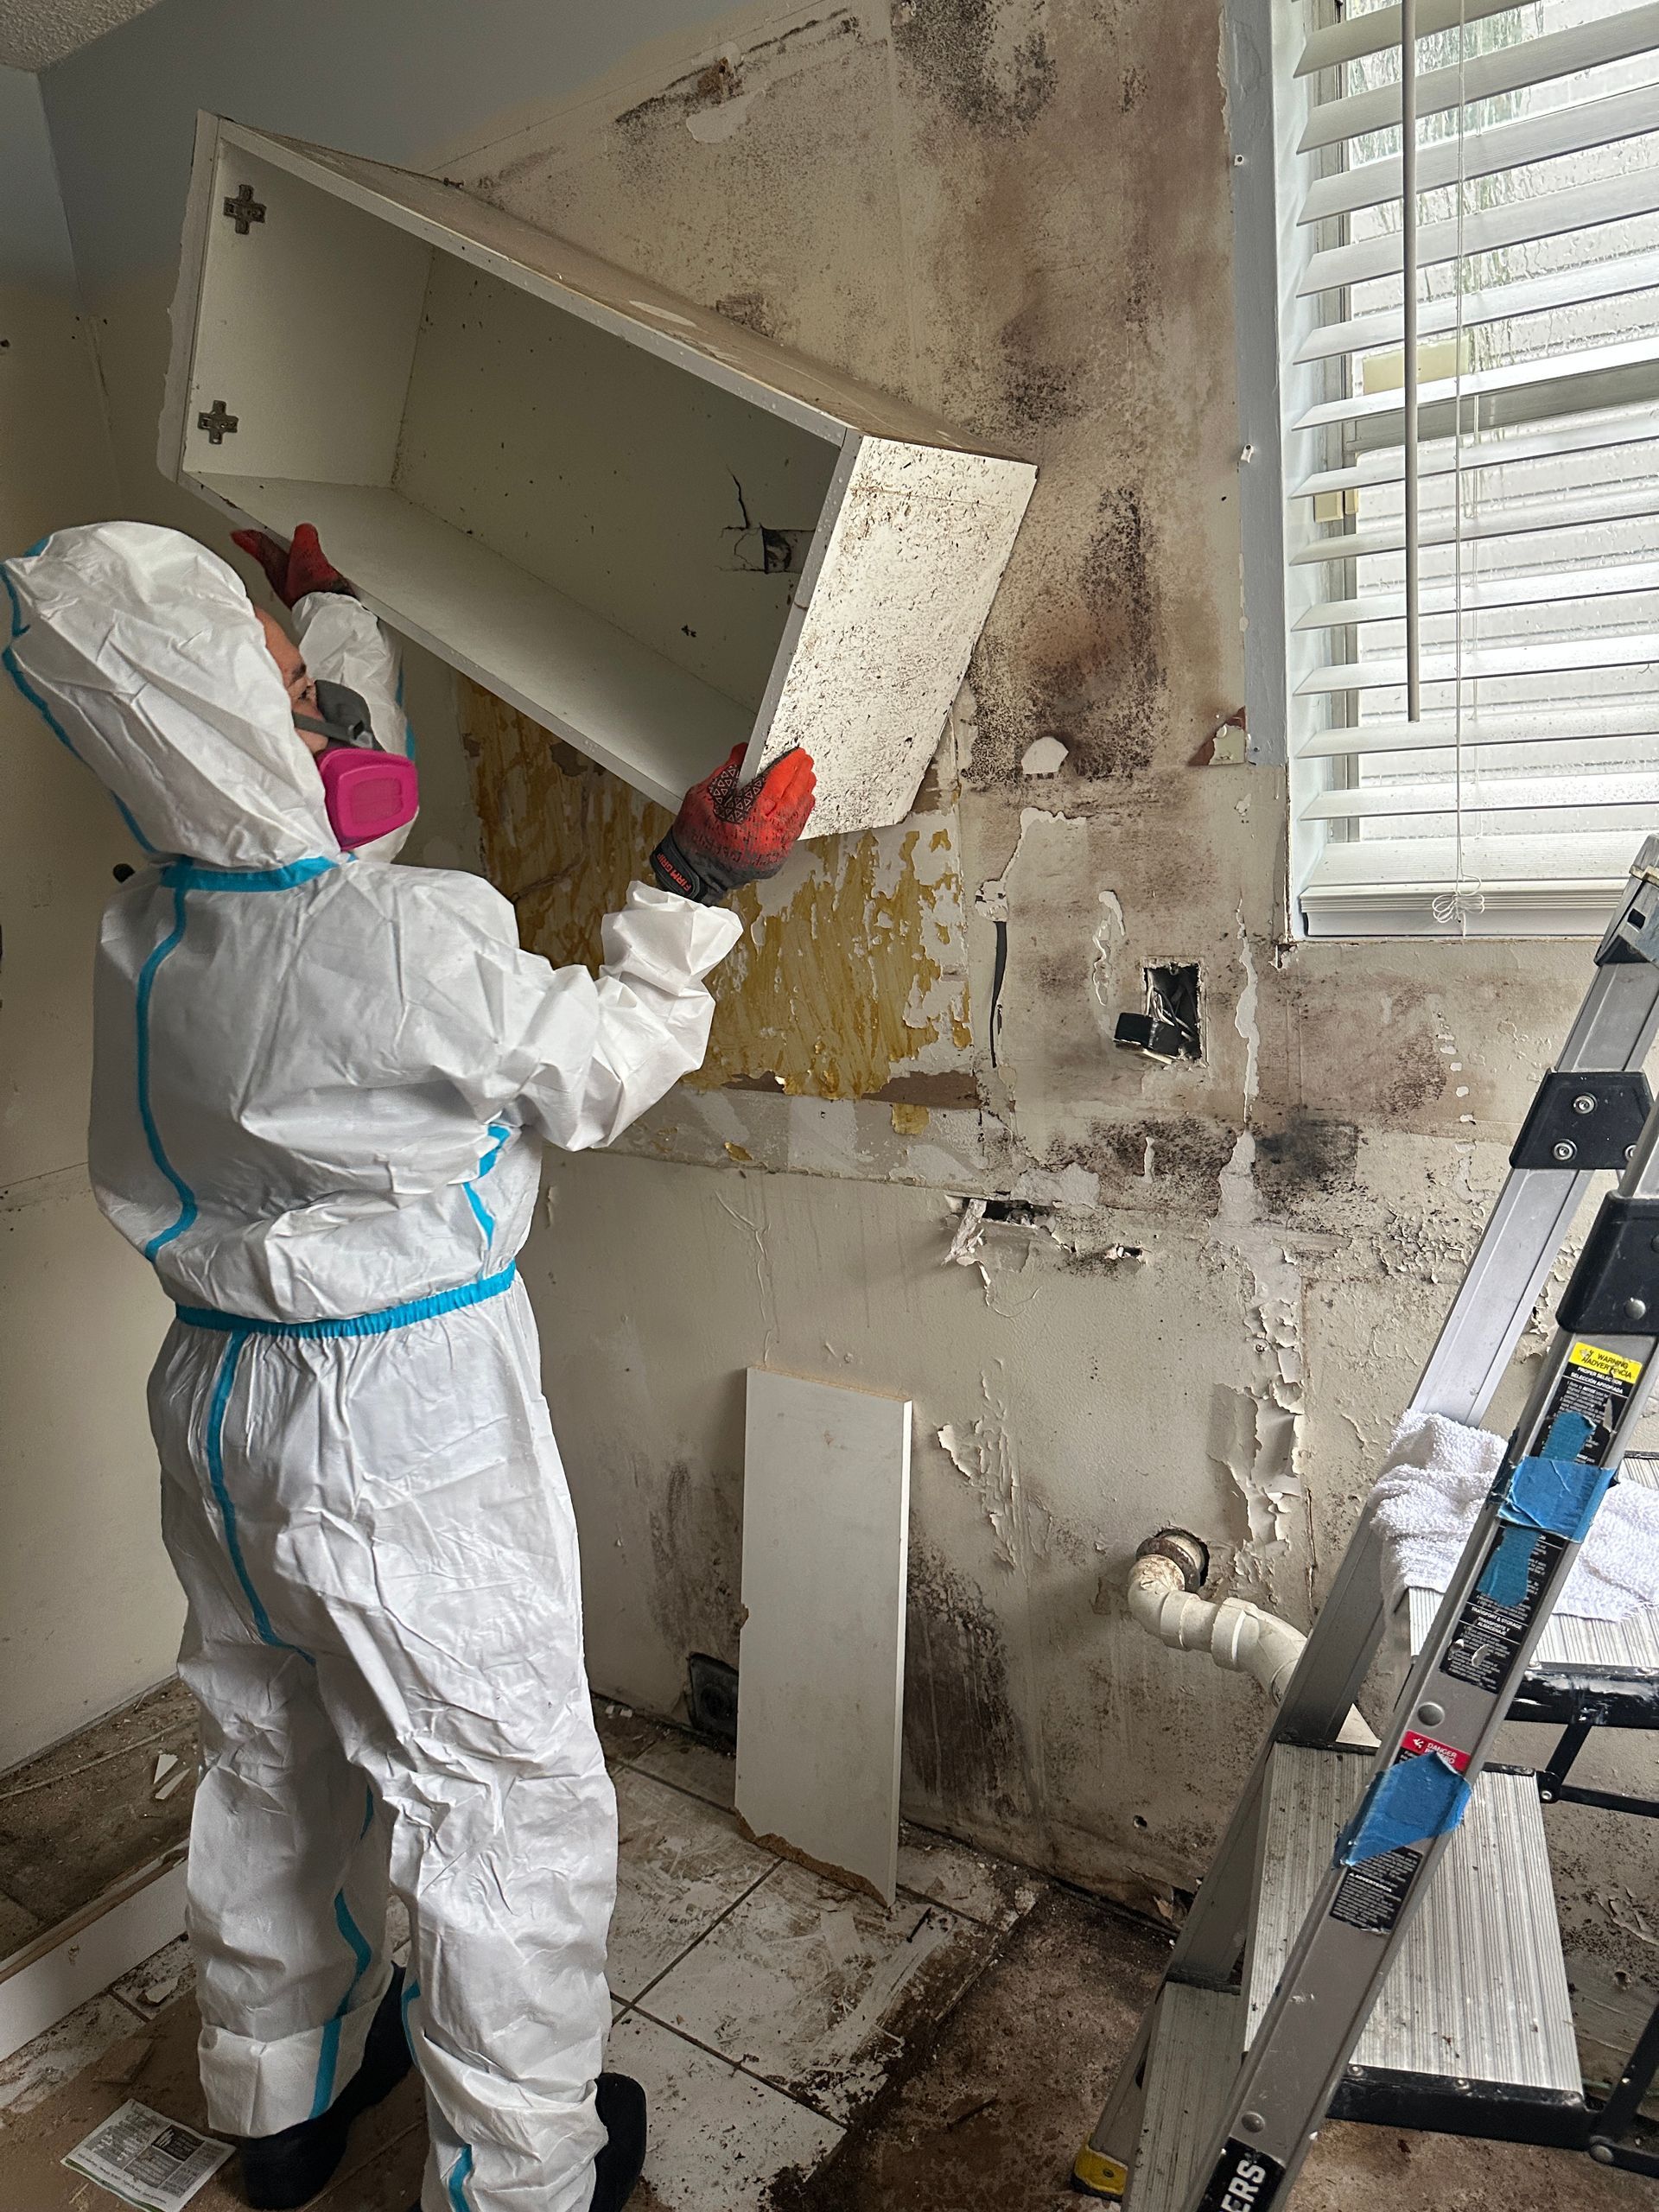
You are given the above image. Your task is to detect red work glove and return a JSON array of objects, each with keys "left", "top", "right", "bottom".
[
  {"left": 232, "top": 523, "right": 351, "bottom": 607},
  {"left": 651, "top": 744, "right": 816, "bottom": 905}
]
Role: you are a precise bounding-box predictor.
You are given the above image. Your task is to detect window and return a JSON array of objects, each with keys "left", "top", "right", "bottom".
[{"left": 1259, "top": 0, "right": 1659, "bottom": 937}]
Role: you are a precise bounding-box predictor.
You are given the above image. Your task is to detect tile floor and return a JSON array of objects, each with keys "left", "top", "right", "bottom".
[{"left": 2, "top": 1700, "right": 1653, "bottom": 2210}]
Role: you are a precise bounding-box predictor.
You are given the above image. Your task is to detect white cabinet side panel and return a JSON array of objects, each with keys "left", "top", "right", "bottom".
[
  {"left": 736, "top": 1369, "right": 912, "bottom": 1906},
  {"left": 157, "top": 111, "right": 221, "bottom": 485},
  {"left": 750, "top": 442, "right": 1036, "bottom": 836}
]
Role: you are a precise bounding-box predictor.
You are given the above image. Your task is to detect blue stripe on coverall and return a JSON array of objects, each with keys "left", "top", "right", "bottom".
[
  {"left": 310, "top": 1879, "right": 377, "bottom": 2117},
  {"left": 463, "top": 1122, "right": 513, "bottom": 1242},
  {"left": 136, "top": 885, "right": 200, "bottom": 1260},
  {"left": 203, "top": 1329, "right": 314, "bottom": 1667}
]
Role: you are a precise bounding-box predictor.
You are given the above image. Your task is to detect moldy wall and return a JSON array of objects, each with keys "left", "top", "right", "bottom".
[{"left": 449, "top": 0, "right": 1656, "bottom": 1967}]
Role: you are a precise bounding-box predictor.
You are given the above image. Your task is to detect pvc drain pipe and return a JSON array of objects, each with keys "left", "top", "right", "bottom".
[{"left": 1128, "top": 1533, "right": 1377, "bottom": 1751}]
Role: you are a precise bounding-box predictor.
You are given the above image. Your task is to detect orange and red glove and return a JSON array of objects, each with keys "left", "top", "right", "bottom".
[
  {"left": 232, "top": 523, "right": 351, "bottom": 607},
  {"left": 651, "top": 744, "right": 816, "bottom": 905}
]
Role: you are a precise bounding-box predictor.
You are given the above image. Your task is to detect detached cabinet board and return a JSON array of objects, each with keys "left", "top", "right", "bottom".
[
  {"left": 736, "top": 1368, "right": 912, "bottom": 1906},
  {"left": 161, "top": 116, "right": 1036, "bottom": 836}
]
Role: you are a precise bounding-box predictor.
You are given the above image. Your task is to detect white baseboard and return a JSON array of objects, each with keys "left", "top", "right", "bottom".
[{"left": 0, "top": 1853, "right": 188, "bottom": 2063}]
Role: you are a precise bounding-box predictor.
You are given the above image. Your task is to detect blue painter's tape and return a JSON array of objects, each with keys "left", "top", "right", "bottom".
[
  {"left": 1478, "top": 1409, "right": 1611, "bottom": 1605},
  {"left": 1479, "top": 1522, "right": 1538, "bottom": 1608},
  {"left": 176, "top": 1262, "right": 517, "bottom": 1342},
  {"left": 1542, "top": 1408, "right": 1593, "bottom": 1461},
  {"left": 1337, "top": 1750, "right": 1471, "bottom": 1866},
  {"left": 162, "top": 858, "right": 335, "bottom": 893},
  {"left": 1506, "top": 1452, "right": 1616, "bottom": 1545}
]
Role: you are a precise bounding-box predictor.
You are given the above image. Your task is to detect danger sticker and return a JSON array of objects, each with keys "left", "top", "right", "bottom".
[{"left": 1401, "top": 1731, "right": 1471, "bottom": 1772}]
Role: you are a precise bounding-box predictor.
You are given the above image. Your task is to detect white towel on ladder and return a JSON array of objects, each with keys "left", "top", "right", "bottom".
[{"left": 1372, "top": 1410, "right": 1659, "bottom": 1622}]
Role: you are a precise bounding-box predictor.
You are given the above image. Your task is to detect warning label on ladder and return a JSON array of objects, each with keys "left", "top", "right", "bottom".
[
  {"left": 1330, "top": 1844, "right": 1421, "bottom": 1935},
  {"left": 1551, "top": 1341, "right": 1642, "bottom": 1459}
]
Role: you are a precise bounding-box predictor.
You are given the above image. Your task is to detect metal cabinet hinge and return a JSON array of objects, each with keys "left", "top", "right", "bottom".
[
  {"left": 222, "top": 184, "right": 265, "bottom": 234},
  {"left": 196, "top": 399, "right": 238, "bottom": 445}
]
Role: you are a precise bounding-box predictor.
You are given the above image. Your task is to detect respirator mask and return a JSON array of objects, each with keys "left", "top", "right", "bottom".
[{"left": 295, "top": 679, "right": 420, "bottom": 851}]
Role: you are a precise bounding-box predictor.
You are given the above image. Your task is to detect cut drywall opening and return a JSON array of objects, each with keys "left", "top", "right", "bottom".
[{"left": 1144, "top": 963, "right": 1203, "bottom": 1060}]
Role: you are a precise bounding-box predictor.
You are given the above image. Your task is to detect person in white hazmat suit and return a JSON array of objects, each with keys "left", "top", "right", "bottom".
[{"left": 0, "top": 519, "right": 817, "bottom": 2212}]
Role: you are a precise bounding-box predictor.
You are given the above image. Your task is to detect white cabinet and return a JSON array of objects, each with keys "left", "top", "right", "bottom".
[{"left": 162, "top": 117, "right": 1036, "bottom": 836}]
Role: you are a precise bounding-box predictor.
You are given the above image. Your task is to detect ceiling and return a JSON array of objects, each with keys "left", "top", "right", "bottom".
[{"left": 0, "top": 0, "right": 167, "bottom": 71}]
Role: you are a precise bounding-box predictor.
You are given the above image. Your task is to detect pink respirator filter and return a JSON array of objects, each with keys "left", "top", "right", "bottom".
[{"left": 318, "top": 747, "right": 420, "bottom": 849}]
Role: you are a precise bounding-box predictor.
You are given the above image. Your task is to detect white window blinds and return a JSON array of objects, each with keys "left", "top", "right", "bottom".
[{"left": 1281, "top": 0, "right": 1659, "bottom": 937}]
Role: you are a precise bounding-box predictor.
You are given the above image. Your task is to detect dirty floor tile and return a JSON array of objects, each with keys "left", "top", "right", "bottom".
[
  {"left": 631, "top": 1731, "right": 738, "bottom": 1812},
  {"left": 109, "top": 1934, "right": 194, "bottom": 2021},
  {"left": 0, "top": 1680, "right": 199, "bottom": 1926},
  {"left": 594, "top": 1699, "right": 672, "bottom": 1767},
  {"left": 772, "top": 1885, "right": 1168, "bottom": 2211},
  {"left": 896, "top": 1823, "right": 1042, "bottom": 1931},
  {"left": 0, "top": 1976, "right": 428, "bottom": 2211},
  {"left": 609, "top": 1770, "right": 776, "bottom": 2003},
  {"left": 638, "top": 1862, "right": 994, "bottom": 2124},
  {"left": 608, "top": 2008, "right": 841, "bottom": 2212},
  {"left": 0, "top": 1993, "right": 152, "bottom": 2122}
]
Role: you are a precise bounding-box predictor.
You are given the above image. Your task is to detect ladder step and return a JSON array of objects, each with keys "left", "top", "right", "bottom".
[
  {"left": 1127, "top": 1982, "right": 1240, "bottom": 2212},
  {"left": 1249, "top": 1746, "right": 1580, "bottom": 2094}
]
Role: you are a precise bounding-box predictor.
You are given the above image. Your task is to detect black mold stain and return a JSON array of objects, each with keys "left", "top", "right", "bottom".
[
  {"left": 1376, "top": 1031, "right": 1450, "bottom": 1118},
  {"left": 996, "top": 287, "right": 1083, "bottom": 429},
  {"left": 970, "top": 486, "right": 1167, "bottom": 783},
  {"left": 645, "top": 1457, "right": 745, "bottom": 1686},
  {"left": 1051, "top": 1115, "right": 1237, "bottom": 1211},
  {"left": 894, "top": 0, "right": 1057, "bottom": 137},
  {"left": 903, "top": 1545, "right": 1034, "bottom": 1830},
  {"left": 715, "top": 289, "right": 780, "bottom": 339},
  {"left": 1252, "top": 1115, "right": 1360, "bottom": 1217}
]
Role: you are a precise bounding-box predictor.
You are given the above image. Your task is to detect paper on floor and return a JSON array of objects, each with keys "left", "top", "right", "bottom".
[{"left": 62, "top": 2101, "right": 232, "bottom": 2212}]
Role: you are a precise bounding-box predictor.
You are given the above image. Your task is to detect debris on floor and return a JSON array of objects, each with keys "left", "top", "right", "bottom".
[{"left": 2, "top": 1704, "right": 1653, "bottom": 2210}]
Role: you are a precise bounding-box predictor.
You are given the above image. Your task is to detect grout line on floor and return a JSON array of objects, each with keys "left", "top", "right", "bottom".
[
  {"left": 626, "top": 1999, "right": 853, "bottom": 2128},
  {"left": 617, "top": 1862, "right": 779, "bottom": 2015}
]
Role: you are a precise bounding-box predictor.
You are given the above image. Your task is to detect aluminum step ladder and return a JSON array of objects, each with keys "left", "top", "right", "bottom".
[{"left": 1075, "top": 842, "right": 1659, "bottom": 2207}]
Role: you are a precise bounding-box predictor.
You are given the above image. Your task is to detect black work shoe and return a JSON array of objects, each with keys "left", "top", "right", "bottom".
[
  {"left": 593, "top": 2071, "right": 648, "bottom": 2212},
  {"left": 399, "top": 2072, "right": 646, "bottom": 2212},
  {"left": 239, "top": 1965, "right": 413, "bottom": 2209}
]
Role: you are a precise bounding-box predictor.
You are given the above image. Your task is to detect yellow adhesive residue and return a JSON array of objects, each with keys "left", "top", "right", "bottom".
[
  {"left": 460, "top": 682, "right": 973, "bottom": 1100},
  {"left": 891, "top": 1103, "right": 930, "bottom": 1135}
]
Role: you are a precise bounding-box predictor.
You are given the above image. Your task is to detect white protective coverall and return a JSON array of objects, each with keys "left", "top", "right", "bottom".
[{"left": 2, "top": 522, "right": 741, "bottom": 2212}]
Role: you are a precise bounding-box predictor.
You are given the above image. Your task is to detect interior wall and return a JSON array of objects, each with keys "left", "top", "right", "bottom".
[
  {"left": 27, "top": 0, "right": 1657, "bottom": 1981},
  {"left": 438, "top": 0, "right": 1657, "bottom": 1973},
  {"left": 0, "top": 64, "right": 182, "bottom": 1769}
]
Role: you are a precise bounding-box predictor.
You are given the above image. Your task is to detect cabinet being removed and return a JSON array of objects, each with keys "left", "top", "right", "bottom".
[{"left": 162, "top": 116, "right": 1037, "bottom": 836}]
